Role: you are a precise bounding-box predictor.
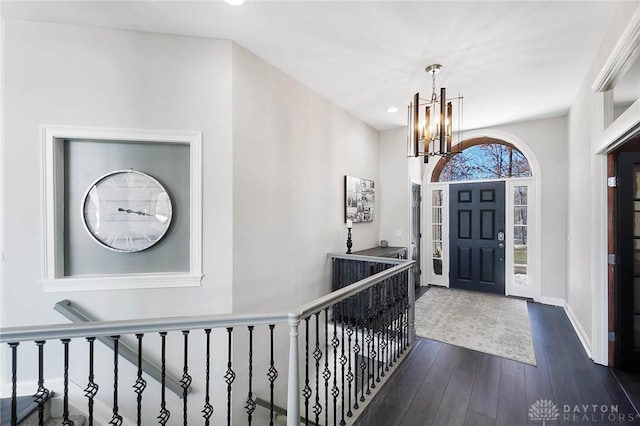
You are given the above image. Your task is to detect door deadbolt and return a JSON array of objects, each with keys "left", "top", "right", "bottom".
[{"left": 497, "top": 230, "right": 505, "bottom": 242}]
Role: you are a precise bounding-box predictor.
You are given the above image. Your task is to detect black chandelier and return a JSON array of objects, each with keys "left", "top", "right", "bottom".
[{"left": 408, "top": 64, "right": 463, "bottom": 163}]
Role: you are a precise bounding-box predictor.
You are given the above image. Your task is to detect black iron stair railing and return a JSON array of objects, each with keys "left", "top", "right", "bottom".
[
  {"left": 1, "top": 258, "right": 415, "bottom": 426},
  {"left": 54, "top": 299, "right": 185, "bottom": 399}
]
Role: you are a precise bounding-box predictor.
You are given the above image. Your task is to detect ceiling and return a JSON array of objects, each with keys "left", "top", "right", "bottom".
[{"left": 1, "top": 0, "right": 628, "bottom": 132}]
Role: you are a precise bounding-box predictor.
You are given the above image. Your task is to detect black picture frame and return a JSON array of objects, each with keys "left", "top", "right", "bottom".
[{"left": 344, "top": 175, "right": 375, "bottom": 223}]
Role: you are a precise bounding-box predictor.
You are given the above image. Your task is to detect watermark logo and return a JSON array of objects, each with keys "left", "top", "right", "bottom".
[
  {"left": 529, "top": 399, "right": 560, "bottom": 425},
  {"left": 528, "top": 399, "right": 639, "bottom": 423}
]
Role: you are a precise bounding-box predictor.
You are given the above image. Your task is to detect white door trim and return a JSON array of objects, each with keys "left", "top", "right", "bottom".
[
  {"left": 590, "top": 4, "right": 640, "bottom": 366},
  {"left": 422, "top": 129, "right": 542, "bottom": 301}
]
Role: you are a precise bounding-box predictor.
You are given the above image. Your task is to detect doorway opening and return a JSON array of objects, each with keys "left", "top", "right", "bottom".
[
  {"left": 612, "top": 145, "right": 640, "bottom": 371},
  {"left": 425, "top": 135, "right": 537, "bottom": 298}
]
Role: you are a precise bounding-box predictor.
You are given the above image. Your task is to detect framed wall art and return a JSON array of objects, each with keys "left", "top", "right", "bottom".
[{"left": 344, "top": 175, "right": 375, "bottom": 223}]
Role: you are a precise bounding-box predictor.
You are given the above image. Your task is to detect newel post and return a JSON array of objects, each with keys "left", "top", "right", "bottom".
[
  {"left": 286, "top": 314, "right": 301, "bottom": 426},
  {"left": 408, "top": 266, "right": 416, "bottom": 345}
]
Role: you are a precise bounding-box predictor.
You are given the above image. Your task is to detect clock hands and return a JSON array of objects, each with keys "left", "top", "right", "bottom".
[{"left": 118, "top": 207, "right": 153, "bottom": 216}]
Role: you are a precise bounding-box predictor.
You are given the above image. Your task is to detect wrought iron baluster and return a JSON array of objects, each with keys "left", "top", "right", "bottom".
[
  {"left": 398, "top": 275, "right": 403, "bottom": 354},
  {"left": 158, "top": 332, "right": 170, "bottom": 425},
  {"left": 353, "top": 294, "right": 360, "bottom": 410},
  {"left": 404, "top": 273, "right": 410, "bottom": 350},
  {"left": 397, "top": 278, "right": 402, "bottom": 358},
  {"left": 331, "top": 305, "right": 340, "bottom": 426},
  {"left": 34, "top": 340, "right": 50, "bottom": 426},
  {"left": 401, "top": 297, "right": 407, "bottom": 353},
  {"left": 339, "top": 301, "right": 347, "bottom": 426},
  {"left": 181, "top": 330, "right": 192, "bottom": 426},
  {"left": 109, "top": 336, "right": 123, "bottom": 426},
  {"left": 391, "top": 278, "right": 397, "bottom": 365},
  {"left": 267, "top": 324, "right": 278, "bottom": 426},
  {"left": 392, "top": 276, "right": 398, "bottom": 365},
  {"left": 84, "top": 337, "right": 98, "bottom": 426},
  {"left": 375, "top": 283, "right": 383, "bottom": 383},
  {"left": 313, "top": 312, "right": 322, "bottom": 424},
  {"left": 400, "top": 275, "right": 405, "bottom": 347},
  {"left": 133, "top": 334, "right": 146, "bottom": 426},
  {"left": 345, "top": 300, "right": 354, "bottom": 418},
  {"left": 382, "top": 282, "right": 388, "bottom": 374},
  {"left": 359, "top": 293, "right": 366, "bottom": 403},
  {"left": 380, "top": 316, "right": 388, "bottom": 378},
  {"left": 9, "top": 342, "right": 19, "bottom": 426},
  {"left": 303, "top": 317, "right": 311, "bottom": 424},
  {"left": 202, "top": 329, "right": 213, "bottom": 424},
  {"left": 376, "top": 324, "right": 382, "bottom": 384},
  {"left": 224, "top": 327, "right": 235, "bottom": 426},
  {"left": 388, "top": 278, "right": 394, "bottom": 366},
  {"left": 323, "top": 308, "right": 330, "bottom": 426},
  {"left": 61, "top": 339, "right": 73, "bottom": 426},
  {"left": 245, "top": 326, "right": 256, "bottom": 425},
  {"left": 366, "top": 293, "right": 373, "bottom": 395}
]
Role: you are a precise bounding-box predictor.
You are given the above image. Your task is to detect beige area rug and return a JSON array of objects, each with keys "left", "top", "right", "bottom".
[{"left": 414, "top": 287, "right": 536, "bottom": 365}]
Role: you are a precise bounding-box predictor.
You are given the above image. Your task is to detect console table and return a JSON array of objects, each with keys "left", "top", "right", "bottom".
[{"left": 352, "top": 246, "right": 407, "bottom": 259}]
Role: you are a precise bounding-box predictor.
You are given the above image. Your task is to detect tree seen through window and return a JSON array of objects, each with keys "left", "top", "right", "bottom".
[{"left": 438, "top": 143, "right": 532, "bottom": 182}]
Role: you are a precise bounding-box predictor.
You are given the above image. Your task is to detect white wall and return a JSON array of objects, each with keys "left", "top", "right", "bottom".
[
  {"left": 492, "top": 116, "right": 568, "bottom": 302},
  {"left": 230, "top": 44, "right": 381, "bottom": 417},
  {"left": 379, "top": 127, "right": 411, "bottom": 250},
  {"left": 566, "top": 1, "right": 640, "bottom": 358},
  {"left": 1, "top": 20, "right": 236, "bottom": 421},
  {"left": 2, "top": 19, "right": 234, "bottom": 323},
  {"left": 231, "top": 44, "right": 380, "bottom": 315}
]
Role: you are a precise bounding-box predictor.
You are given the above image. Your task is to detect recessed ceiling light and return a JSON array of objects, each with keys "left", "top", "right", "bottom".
[
  {"left": 225, "top": 0, "right": 245, "bottom": 5},
  {"left": 387, "top": 107, "right": 399, "bottom": 113}
]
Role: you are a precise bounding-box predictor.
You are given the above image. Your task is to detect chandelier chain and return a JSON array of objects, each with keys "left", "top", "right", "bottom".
[{"left": 431, "top": 70, "right": 437, "bottom": 102}]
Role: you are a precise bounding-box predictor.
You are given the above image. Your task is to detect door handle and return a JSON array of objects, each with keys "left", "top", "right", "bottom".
[{"left": 497, "top": 229, "right": 505, "bottom": 242}]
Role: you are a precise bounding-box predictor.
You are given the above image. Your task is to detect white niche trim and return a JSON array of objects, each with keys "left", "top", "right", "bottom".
[{"left": 41, "top": 125, "right": 203, "bottom": 292}]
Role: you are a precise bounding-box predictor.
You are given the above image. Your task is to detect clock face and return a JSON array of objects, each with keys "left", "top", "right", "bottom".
[{"left": 82, "top": 170, "right": 173, "bottom": 252}]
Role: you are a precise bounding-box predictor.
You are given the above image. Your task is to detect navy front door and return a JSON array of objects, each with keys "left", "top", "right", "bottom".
[{"left": 449, "top": 181, "right": 506, "bottom": 295}]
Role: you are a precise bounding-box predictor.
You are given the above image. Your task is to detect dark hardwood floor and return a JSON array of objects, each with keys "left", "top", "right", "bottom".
[{"left": 354, "top": 297, "right": 640, "bottom": 426}]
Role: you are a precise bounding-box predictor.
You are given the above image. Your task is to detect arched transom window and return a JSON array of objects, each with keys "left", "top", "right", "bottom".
[{"left": 432, "top": 137, "right": 532, "bottom": 182}]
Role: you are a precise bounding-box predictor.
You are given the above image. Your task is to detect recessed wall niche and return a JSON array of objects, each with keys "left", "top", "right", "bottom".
[
  {"left": 63, "top": 139, "right": 190, "bottom": 276},
  {"left": 41, "top": 126, "right": 203, "bottom": 292}
]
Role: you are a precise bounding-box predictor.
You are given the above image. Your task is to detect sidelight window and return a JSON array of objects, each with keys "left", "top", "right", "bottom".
[
  {"left": 432, "top": 189, "right": 443, "bottom": 276},
  {"left": 513, "top": 186, "right": 528, "bottom": 287}
]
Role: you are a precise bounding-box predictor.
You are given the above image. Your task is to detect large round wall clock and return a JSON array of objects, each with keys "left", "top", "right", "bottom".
[{"left": 82, "top": 170, "right": 173, "bottom": 252}]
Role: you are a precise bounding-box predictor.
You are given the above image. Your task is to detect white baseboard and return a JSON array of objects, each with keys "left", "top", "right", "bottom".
[
  {"left": 563, "top": 302, "right": 593, "bottom": 359},
  {"left": 535, "top": 296, "right": 564, "bottom": 307}
]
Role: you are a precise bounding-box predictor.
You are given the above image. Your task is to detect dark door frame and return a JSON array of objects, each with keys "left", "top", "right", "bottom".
[
  {"left": 411, "top": 182, "right": 421, "bottom": 288},
  {"left": 614, "top": 149, "right": 640, "bottom": 370}
]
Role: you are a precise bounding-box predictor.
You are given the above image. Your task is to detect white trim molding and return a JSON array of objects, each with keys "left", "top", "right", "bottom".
[
  {"left": 592, "top": 5, "right": 640, "bottom": 94},
  {"left": 40, "top": 125, "right": 203, "bottom": 292},
  {"left": 591, "top": 154, "right": 609, "bottom": 365},
  {"left": 590, "top": 3, "right": 640, "bottom": 366},
  {"left": 593, "top": 3, "right": 640, "bottom": 152},
  {"left": 564, "top": 302, "right": 593, "bottom": 360}
]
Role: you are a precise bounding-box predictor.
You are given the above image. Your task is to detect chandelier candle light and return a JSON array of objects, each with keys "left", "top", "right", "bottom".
[{"left": 408, "top": 64, "right": 463, "bottom": 163}]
